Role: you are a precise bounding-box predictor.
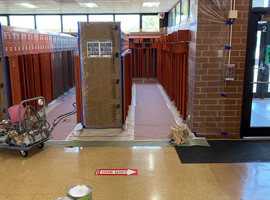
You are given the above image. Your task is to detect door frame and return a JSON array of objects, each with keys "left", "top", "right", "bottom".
[{"left": 241, "top": 2, "right": 270, "bottom": 137}]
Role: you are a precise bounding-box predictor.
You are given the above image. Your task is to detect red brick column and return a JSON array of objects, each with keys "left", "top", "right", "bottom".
[{"left": 189, "top": 0, "right": 249, "bottom": 137}]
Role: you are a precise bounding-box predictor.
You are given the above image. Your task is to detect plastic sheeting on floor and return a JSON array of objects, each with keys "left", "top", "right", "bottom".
[
  {"left": 46, "top": 88, "right": 77, "bottom": 140},
  {"left": 134, "top": 79, "right": 176, "bottom": 140},
  {"left": 61, "top": 79, "right": 196, "bottom": 142}
]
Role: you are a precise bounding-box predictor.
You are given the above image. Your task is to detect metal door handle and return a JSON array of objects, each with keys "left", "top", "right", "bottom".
[{"left": 249, "top": 81, "right": 270, "bottom": 84}]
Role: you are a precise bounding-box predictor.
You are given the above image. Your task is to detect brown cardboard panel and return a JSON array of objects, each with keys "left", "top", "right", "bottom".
[{"left": 79, "top": 22, "right": 121, "bottom": 128}]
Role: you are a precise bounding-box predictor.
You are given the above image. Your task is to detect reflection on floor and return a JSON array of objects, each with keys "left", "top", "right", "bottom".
[
  {"left": 0, "top": 146, "right": 269, "bottom": 200},
  {"left": 251, "top": 99, "right": 270, "bottom": 127}
]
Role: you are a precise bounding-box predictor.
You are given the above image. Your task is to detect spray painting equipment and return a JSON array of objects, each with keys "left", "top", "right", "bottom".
[{"left": 0, "top": 96, "right": 76, "bottom": 157}]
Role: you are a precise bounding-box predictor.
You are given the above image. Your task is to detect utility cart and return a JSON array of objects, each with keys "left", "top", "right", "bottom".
[{"left": 0, "top": 97, "right": 51, "bottom": 157}]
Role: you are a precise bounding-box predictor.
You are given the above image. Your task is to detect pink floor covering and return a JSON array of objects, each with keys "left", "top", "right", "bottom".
[
  {"left": 134, "top": 80, "right": 175, "bottom": 140},
  {"left": 46, "top": 90, "right": 77, "bottom": 140},
  {"left": 49, "top": 80, "right": 175, "bottom": 141}
]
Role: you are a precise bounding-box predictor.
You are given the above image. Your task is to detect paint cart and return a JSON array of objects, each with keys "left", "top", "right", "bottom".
[{"left": 0, "top": 97, "right": 52, "bottom": 157}]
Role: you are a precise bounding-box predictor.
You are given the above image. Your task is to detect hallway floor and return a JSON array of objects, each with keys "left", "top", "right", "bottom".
[{"left": 0, "top": 146, "right": 269, "bottom": 200}]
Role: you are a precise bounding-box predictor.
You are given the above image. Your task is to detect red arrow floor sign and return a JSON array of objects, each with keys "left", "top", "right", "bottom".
[{"left": 95, "top": 169, "right": 138, "bottom": 176}]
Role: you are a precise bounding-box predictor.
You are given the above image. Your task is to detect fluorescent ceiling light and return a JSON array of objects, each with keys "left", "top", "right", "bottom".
[
  {"left": 78, "top": 3, "right": 98, "bottom": 8},
  {"left": 20, "top": 3, "right": 38, "bottom": 8},
  {"left": 143, "top": 2, "right": 160, "bottom": 7}
]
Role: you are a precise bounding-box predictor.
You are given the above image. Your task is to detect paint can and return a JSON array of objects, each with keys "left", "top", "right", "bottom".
[
  {"left": 67, "top": 184, "right": 92, "bottom": 200},
  {"left": 54, "top": 197, "right": 74, "bottom": 200}
]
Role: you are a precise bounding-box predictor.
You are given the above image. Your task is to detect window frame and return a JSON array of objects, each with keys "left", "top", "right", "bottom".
[{"left": 4, "top": 13, "right": 162, "bottom": 33}]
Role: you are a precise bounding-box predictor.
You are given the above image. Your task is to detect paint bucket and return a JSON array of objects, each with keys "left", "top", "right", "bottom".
[
  {"left": 54, "top": 197, "right": 74, "bottom": 200},
  {"left": 67, "top": 185, "right": 92, "bottom": 200}
]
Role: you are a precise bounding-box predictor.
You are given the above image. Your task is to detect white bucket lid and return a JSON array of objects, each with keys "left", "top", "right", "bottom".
[{"left": 67, "top": 184, "right": 92, "bottom": 198}]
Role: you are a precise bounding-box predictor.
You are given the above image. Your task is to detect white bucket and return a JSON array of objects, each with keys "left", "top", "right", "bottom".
[{"left": 67, "top": 184, "right": 92, "bottom": 200}]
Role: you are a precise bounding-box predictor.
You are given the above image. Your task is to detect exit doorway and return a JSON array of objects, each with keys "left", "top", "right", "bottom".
[{"left": 241, "top": 1, "right": 270, "bottom": 136}]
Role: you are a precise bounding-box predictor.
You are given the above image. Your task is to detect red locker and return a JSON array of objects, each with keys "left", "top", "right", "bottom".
[
  {"left": 24, "top": 54, "right": 36, "bottom": 107},
  {"left": 18, "top": 55, "right": 27, "bottom": 101},
  {"left": 39, "top": 53, "right": 53, "bottom": 103},
  {"left": 32, "top": 54, "right": 42, "bottom": 97},
  {"left": 8, "top": 56, "right": 23, "bottom": 105},
  {"left": 74, "top": 56, "right": 82, "bottom": 123}
]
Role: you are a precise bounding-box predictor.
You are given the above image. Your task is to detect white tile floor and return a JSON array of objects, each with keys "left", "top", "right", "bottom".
[{"left": 251, "top": 99, "right": 270, "bottom": 127}]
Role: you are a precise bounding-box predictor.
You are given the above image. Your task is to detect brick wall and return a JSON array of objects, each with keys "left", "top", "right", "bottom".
[{"left": 190, "top": 0, "right": 249, "bottom": 137}]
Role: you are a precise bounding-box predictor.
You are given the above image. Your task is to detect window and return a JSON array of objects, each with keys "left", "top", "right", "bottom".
[
  {"left": 0, "top": 16, "right": 8, "bottom": 26},
  {"left": 142, "top": 15, "right": 159, "bottom": 32},
  {"left": 36, "top": 15, "right": 61, "bottom": 32},
  {"left": 168, "top": 11, "right": 172, "bottom": 27},
  {"left": 115, "top": 15, "right": 140, "bottom": 33},
  {"left": 63, "top": 15, "right": 87, "bottom": 32},
  {"left": 176, "top": 3, "right": 181, "bottom": 24},
  {"left": 172, "top": 7, "right": 176, "bottom": 26},
  {"left": 181, "top": 0, "right": 189, "bottom": 22},
  {"left": 253, "top": 0, "right": 270, "bottom": 7},
  {"left": 10, "top": 15, "right": 35, "bottom": 29},
  {"left": 89, "top": 15, "right": 113, "bottom": 22}
]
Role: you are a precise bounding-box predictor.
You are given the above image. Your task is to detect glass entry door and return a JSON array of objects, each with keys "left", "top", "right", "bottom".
[
  {"left": 241, "top": 13, "right": 270, "bottom": 137},
  {"left": 252, "top": 21, "right": 270, "bottom": 99},
  {"left": 250, "top": 20, "right": 270, "bottom": 128}
]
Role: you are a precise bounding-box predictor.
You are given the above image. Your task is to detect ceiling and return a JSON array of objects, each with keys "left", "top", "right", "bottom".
[{"left": 0, "top": 0, "right": 178, "bottom": 14}]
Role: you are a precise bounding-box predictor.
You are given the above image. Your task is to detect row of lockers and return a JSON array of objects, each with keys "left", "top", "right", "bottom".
[
  {"left": 0, "top": 25, "right": 78, "bottom": 122},
  {"left": 4, "top": 51, "right": 76, "bottom": 108},
  {"left": 128, "top": 30, "right": 189, "bottom": 45},
  {"left": 121, "top": 32, "right": 133, "bottom": 123},
  {"left": 128, "top": 30, "right": 190, "bottom": 119},
  {"left": 156, "top": 30, "right": 189, "bottom": 120},
  {"left": 1, "top": 25, "right": 77, "bottom": 56},
  {"left": 122, "top": 52, "right": 132, "bottom": 124}
]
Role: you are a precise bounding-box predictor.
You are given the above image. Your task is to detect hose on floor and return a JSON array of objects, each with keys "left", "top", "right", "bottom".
[{"left": 49, "top": 102, "right": 77, "bottom": 134}]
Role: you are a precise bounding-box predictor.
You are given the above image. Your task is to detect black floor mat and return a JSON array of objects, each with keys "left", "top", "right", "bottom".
[{"left": 175, "top": 140, "right": 270, "bottom": 163}]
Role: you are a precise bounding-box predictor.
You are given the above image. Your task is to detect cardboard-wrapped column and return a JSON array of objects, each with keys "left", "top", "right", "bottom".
[{"left": 78, "top": 22, "right": 122, "bottom": 128}]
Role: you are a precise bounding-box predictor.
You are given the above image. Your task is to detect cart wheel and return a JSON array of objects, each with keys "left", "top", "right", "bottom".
[
  {"left": 38, "top": 143, "right": 44, "bottom": 149},
  {"left": 20, "top": 150, "right": 28, "bottom": 157}
]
